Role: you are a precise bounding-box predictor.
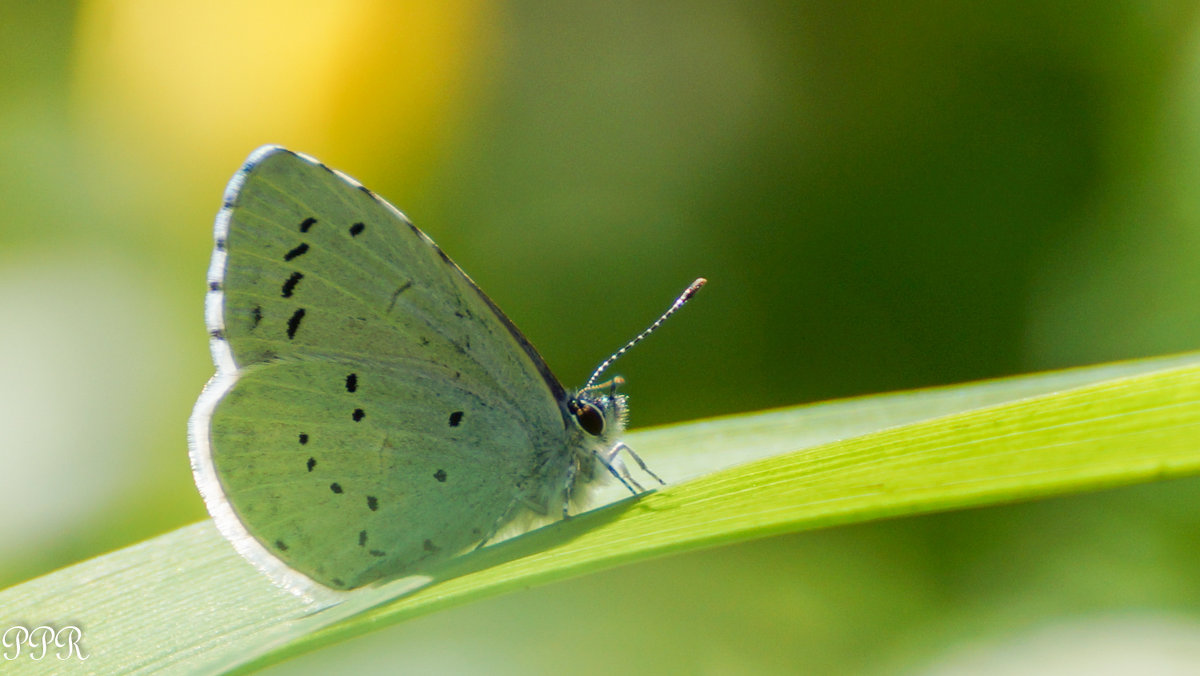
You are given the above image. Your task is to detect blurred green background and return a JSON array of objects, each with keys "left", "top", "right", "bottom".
[{"left": 6, "top": 1, "right": 1200, "bottom": 673}]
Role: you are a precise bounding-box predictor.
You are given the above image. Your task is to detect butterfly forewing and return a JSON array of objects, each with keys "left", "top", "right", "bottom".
[{"left": 197, "top": 147, "right": 570, "bottom": 590}]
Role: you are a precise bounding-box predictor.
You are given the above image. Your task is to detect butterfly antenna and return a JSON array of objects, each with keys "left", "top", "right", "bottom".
[{"left": 582, "top": 278, "right": 707, "bottom": 391}]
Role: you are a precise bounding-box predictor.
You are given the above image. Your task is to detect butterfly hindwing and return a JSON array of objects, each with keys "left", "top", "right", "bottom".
[{"left": 211, "top": 359, "right": 541, "bottom": 589}]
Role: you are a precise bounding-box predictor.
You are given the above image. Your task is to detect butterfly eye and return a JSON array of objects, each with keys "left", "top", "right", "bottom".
[{"left": 571, "top": 400, "right": 606, "bottom": 436}]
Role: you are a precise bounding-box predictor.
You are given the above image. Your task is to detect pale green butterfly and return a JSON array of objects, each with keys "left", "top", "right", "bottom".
[{"left": 189, "top": 146, "right": 705, "bottom": 593}]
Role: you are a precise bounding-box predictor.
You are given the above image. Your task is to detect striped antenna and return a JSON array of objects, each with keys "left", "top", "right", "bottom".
[{"left": 582, "top": 278, "right": 707, "bottom": 391}]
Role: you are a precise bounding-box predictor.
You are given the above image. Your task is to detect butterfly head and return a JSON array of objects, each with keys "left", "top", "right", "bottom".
[
  {"left": 568, "top": 278, "right": 706, "bottom": 442},
  {"left": 568, "top": 376, "right": 628, "bottom": 440}
]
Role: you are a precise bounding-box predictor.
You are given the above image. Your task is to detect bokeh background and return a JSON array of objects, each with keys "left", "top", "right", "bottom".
[{"left": 6, "top": 2, "right": 1200, "bottom": 673}]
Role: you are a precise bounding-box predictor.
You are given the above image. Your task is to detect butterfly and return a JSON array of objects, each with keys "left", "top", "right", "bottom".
[{"left": 188, "top": 145, "right": 704, "bottom": 592}]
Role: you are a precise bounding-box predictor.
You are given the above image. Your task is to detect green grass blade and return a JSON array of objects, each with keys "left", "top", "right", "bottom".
[{"left": 4, "top": 352, "right": 1200, "bottom": 674}]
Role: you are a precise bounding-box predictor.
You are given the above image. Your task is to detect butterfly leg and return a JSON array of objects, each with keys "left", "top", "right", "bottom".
[
  {"left": 605, "top": 441, "right": 666, "bottom": 487},
  {"left": 474, "top": 500, "right": 517, "bottom": 550},
  {"left": 593, "top": 449, "right": 642, "bottom": 495},
  {"left": 561, "top": 458, "right": 580, "bottom": 519}
]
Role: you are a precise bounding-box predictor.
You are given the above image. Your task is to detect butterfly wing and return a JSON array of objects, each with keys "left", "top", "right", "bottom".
[{"left": 189, "top": 147, "right": 572, "bottom": 591}]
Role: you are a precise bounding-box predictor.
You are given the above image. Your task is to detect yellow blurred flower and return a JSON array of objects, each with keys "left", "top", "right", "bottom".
[{"left": 72, "top": 1, "right": 497, "bottom": 195}]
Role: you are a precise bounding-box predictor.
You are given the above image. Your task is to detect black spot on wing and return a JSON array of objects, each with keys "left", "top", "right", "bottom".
[
  {"left": 274, "top": 539, "right": 288, "bottom": 551},
  {"left": 250, "top": 305, "right": 262, "bottom": 329},
  {"left": 434, "top": 469, "right": 447, "bottom": 482},
  {"left": 349, "top": 222, "right": 365, "bottom": 237},
  {"left": 369, "top": 549, "right": 386, "bottom": 557},
  {"left": 352, "top": 408, "right": 365, "bottom": 422},
  {"left": 299, "top": 217, "right": 317, "bottom": 232},
  {"left": 387, "top": 281, "right": 413, "bottom": 313},
  {"left": 209, "top": 281, "right": 220, "bottom": 291},
  {"left": 366, "top": 496, "right": 378, "bottom": 511},
  {"left": 448, "top": 411, "right": 463, "bottom": 427},
  {"left": 345, "top": 373, "right": 358, "bottom": 392},
  {"left": 281, "top": 271, "right": 303, "bottom": 298},
  {"left": 423, "top": 539, "right": 439, "bottom": 553},
  {"left": 307, "top": 457, "right": 316, "bottom": 472},
  {"left": 283, "top": 242, "right": 309, "bottom": 261},
  {"left": 298, "top": 433, "right": 308, "bottom": 445},
  {"left": 330, "top": 482, "right": 343, "bottom": 494},
  {"left": 358, "top": 530, "right": 367, "bottom": 546},
  {"left": 286, "top": 308, "right": 305, "bottom": 339},
  {"left": 215, "top": 238, "right": 226, "bottom": 251}
]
